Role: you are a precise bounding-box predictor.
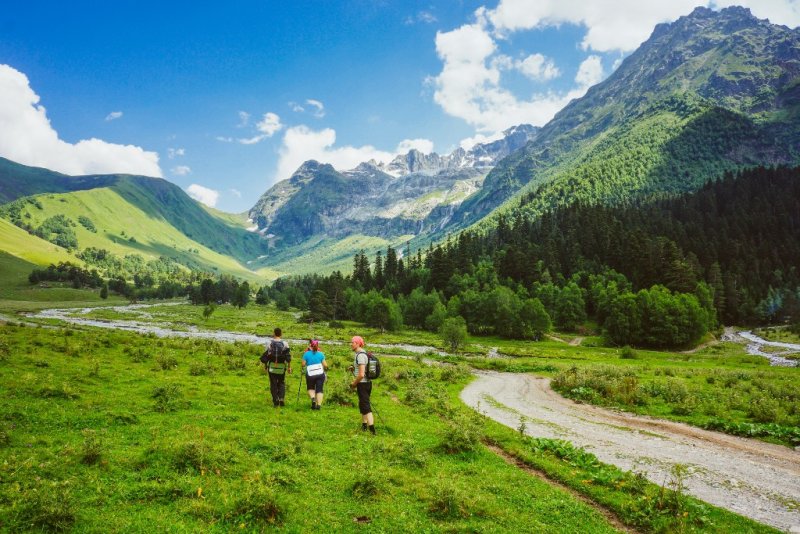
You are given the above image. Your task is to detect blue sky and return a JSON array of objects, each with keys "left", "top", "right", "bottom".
[{"left": 1, "top": 1, "right": 797, "bottom": 212}]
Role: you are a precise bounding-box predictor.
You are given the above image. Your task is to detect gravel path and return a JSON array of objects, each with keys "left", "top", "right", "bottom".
[{"left": 461, "top": 371, "right": 800, "bottom": 533}]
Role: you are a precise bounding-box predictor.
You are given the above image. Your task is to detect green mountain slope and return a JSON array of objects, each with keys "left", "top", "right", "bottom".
[
  {"left": 0, "top": 159, "right": 281, "bottom": 282},
  {"left": 448, "top": 6, "right": 800, "bottom": 233}
]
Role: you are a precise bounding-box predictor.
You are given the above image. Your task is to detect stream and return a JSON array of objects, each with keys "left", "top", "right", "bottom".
[
  {"left": 27, "top": 303, "right": 445, "bottom": 355},
  {"left": 21, "top": 304, "right": 800, "bottom": 366}
]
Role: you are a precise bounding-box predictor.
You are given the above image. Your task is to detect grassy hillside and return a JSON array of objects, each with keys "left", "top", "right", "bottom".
[
  {"left": 0, "top": 188, "right": 271, "bottom": 284},
  {"left": 256, "top": 234, "right": 412, "bottom": 278}
]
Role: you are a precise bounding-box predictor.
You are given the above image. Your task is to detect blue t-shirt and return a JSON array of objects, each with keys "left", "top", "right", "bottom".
[{"left": 302, "top": 350, "right": 325, "bottom": 367}]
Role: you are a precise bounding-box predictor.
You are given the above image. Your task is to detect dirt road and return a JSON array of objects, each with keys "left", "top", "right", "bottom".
[{"left": 461, "top": 371, "right": 800, "bottom": 533}]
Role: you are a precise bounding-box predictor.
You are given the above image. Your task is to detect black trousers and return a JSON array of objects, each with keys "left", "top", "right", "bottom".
[
  {"left": 357, "top": 382, "right": 372, "bottom": 415},
  {"left": 268, "top": 372, "right": 286, "bottom": 403}
]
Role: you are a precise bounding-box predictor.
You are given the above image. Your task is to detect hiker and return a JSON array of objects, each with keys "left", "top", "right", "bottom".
[
  {"left": 301, "top": 339, "right": 328, "bottom": 410},
  {"left": 349, "top": 335, "right": 375, "bottom": 434},
  {"left": 263, "top": 327, "right": 291, "bottom": 407}
]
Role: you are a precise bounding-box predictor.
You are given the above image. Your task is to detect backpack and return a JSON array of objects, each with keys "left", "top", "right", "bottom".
[
  {"left": 365, "top": 351, "right": 381, "bottom": 380},
  {"left": 260, "top": 340, "right": 290, "bottom": 365}
]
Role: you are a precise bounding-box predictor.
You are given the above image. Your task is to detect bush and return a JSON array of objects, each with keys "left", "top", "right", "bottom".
[
  {"left": 80, "top": 429, "right": 103, "bottom": 465},
  {"left": 440, "top": 413, "right": 483, "bottom": 454},
  {"left": 439, "top": 316, "right": 468, "bottom": 352},
  {"left": 152, "top": 384, "right": 184, "bottom": 412},
  {"left": 16, "top": 482, "right": 76, "bottom": 532},
  {"left": 227, "top": 483, "right": 284, "bottom": 526},
  {"left": 427, "top": 481, "right": 472, "bottom": 519},
  {"left": 189, "top": 358, "right": 215, "bottom": 376},
  {"left": 156, "top": 353, "right": 178, "bottom": 370},
  {"left": 620, "top": 346, "right": 639, "bottom": 359}
]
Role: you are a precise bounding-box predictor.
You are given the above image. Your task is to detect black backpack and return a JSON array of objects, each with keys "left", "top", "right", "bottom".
[
  {"left": 260, "top": 340, "right": 290, "bottom": 365},
  {"left": 365, "top": 351, "right": 381, "bottom": 380}
]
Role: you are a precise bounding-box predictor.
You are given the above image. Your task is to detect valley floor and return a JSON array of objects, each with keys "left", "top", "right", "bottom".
[{"left": 462, "top": 372, "right": 800, "bottom": 532}]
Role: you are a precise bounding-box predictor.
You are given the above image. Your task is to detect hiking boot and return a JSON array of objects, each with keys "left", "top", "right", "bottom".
[
  {"left": 311, "top": 400, "right": 317, "bottom": 410},
  {"left": 279, "top": 400, "right": 285, "bottom": 407}
]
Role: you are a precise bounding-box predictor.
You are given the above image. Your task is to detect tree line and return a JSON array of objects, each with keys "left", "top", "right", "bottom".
[{"left": 265, "top": 166, "right": 800, "bottom": 348}]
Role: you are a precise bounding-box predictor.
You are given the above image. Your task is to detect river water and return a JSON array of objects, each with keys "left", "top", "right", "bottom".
[
  {"left": 28, "top": 303, "right": 444, "bottom": 355},
  {"left": 25, "top": 304, "right": 799, "bottom": 365}
]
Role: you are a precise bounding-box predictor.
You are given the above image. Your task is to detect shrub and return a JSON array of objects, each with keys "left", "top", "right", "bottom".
[
  {"left": 440, "top": 413, "right": 483, "bottom": 453},
  {"left": 427, "top": 481, "right": 471, "bottom": 519},
  {"left": 224, "top": 354, "right": 246, "bottom": 371},
  {"left": 350, "top": 475, "right": 382, "bottom": 498},
  {"left": 80, "top": 429, "right": 103, "bottom": 465},
  {"left": 152, "top": 383, "right": 184, "bottom": 412},
  {"left": 228, "top": 483, "right": 284, "bottom": 526},
  {"left": 189, "top": 358, "right": 215, "bottom": 376},
  {"left": 439, "top": 364, "right": 471, "bottom": 382},
  {"left": 620, "top": 346, "right": 639, "bottom": 359},
  {"left": 156, "top": 353, "right": 178, "bottom": 370},
  {"left": 16, "top": 482, "right": 76, "bottom": 532}
]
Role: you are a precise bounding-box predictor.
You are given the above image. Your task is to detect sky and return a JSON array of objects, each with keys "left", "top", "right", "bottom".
[{"left": 1, "top": 1, "right": 798, "bottom": 212}]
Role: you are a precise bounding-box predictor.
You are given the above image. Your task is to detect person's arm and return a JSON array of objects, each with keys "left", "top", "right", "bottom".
[
  {"left": 322, "top": 355, "right": 329, "bottom": 370},
  {"left": 351, "top": 361, "right": 365, "bottom": 389}
]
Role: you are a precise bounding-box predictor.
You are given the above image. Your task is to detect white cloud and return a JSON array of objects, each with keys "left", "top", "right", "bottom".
[
  {"left": 405, "top": 10, "right": 438, "bottom": 24},
  {"left": 274, "top": 126, "right": 435, "bottom": 182},
  {"left": 516, "top": 53, "right": 560, "bottom": 81},
  {"left": 236, "top": 112, "right": 283, "bottom": 145},
  {"left": 186, "top": 184, "right": 219, "bottom": 207},
  {"left": 276, "top": 125, "right": 395, "bottom": 181},
  {"left": 256, "top": 112, "right": 283, "bottom": 136},
  {"left": 396, "top": 138, "right": 435, "bottom": 154},
  {"left": 305, "top": 99, "right": 325, "bottom": 118},
  {"left": 0, "top": 64, "right": 161, "bottom": 176},
  {"left": 432, "top": 22, "right": 604, "bottom": 133},
  {"left": 289, "top": 101, "right": 305, "bottom": 113},
  {"left": 171, "top": 165, "right": 191, "bottom": 176},
  {"left": 712, "top": 0, "right": 800, "bottom": 28},
  {"left": 459, "top": 130, "right": 505, "bottom": 150},
  {"left": 484, "top": 1, "right": 800, "bottom": 52},
  {"left": 215, "top": 136, "right": 234, "bottom": 143},
  {"left": 237, "top": 111, "right": 250, "bottom": 127},
  {"left": 230, "top": 188, "right": 242, "bottom": 198},
  {"left": 105, "top": 111, "right": 123, "bottom": 121},
  {"left": 167, "top": 147, "right": 185, "bottom": 159},
  {"left": 575, "top": 55, "right": 604, "bottom": 86}
]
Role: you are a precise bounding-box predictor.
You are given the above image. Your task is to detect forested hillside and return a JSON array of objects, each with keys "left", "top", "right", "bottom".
[{"left": 267, "top": 167, "right": 800, "bottom": 348}]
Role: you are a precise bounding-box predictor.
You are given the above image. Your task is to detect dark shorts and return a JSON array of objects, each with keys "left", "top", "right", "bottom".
[
  {"left": 356, "top": 382, "right": 372, "bottom": 415},
  {"left": 306, "top": 373, "right": 325, "bottom": 394}
]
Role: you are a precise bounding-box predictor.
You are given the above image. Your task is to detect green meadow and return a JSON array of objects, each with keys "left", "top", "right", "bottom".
[{"left": 0, "top": 322, "right": 776, "bottom": 533}]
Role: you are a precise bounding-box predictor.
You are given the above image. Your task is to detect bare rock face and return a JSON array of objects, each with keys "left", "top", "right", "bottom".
[{"left": 247, "top": 125, "right": 538, "bottom": 245}]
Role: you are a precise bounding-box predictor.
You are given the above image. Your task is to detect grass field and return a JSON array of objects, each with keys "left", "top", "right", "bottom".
[{"left": 0, "top": 323, "right": 775, "bottom": 533}]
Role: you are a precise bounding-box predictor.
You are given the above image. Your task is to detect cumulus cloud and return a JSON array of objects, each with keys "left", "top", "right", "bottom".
[
  {"left": 167, "top": 147, "right": 185, "bottom": 159},
  {"left": 274, "top": 125, "right": 435, "bottom": 182},
  {"left": 431, "top": 21, "right": 605, "bottom": 133},
  {"left": 171, "top": 165, "right": 191, "bottom": 176},
  {"left": 0, "top": 64, "right": 161, "bottom": 177},
  {"left": 485, "top": 0, "right": 799, "bottom": 52},
  {"left": 105, "top": 111, "right": 123, "bottom": 121},
  {"left": 237, "top": 112, "right": 283, "bottom": 144},
  {"left": 516, "top": 53, "right": 560, "bottom": 81},
  {"left": 186, "top": 184, "right": 219, "bottom": 207},
  {"left": 396, "top": 138, "right": 435, "bottom": 154}
]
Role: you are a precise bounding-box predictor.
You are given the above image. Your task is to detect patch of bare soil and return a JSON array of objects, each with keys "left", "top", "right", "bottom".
[{"left": 461, "top": 371, "right": 800, "bottom": 533}]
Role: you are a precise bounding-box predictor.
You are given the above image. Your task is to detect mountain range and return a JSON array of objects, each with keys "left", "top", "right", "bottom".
[{"left": 0, "top": 6, "right": 798, "bottom": 282}]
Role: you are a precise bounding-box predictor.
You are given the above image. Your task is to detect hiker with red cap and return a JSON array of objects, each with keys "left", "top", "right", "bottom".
[
  {"left": 301, "top": 339, "right": 328, "bottom": 410},
  {"left": 349, "top": 335, "right": 375, "bottom": 434}
]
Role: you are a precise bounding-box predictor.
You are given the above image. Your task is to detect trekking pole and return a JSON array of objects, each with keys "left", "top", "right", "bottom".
[{"left": 296, "top": 369, "right": 304, "bottom": 403}]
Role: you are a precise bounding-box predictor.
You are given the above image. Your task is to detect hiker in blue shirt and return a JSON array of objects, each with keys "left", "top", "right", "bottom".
[{"left": 302, "top": 339, "right": 328, "bottom": 410}]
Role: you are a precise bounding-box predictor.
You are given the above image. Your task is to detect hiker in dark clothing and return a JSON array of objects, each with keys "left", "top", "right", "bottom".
[
  {"left": 348, "top": 335, "right": 374, "bottom": 434},
  {"left": 264, "top": 327, "right": 291, "bottom": 407}
]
